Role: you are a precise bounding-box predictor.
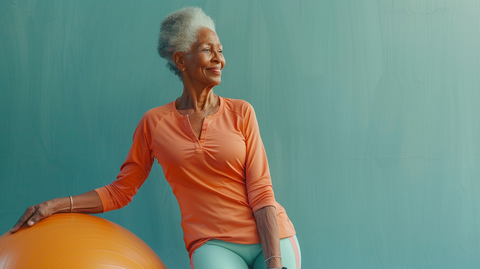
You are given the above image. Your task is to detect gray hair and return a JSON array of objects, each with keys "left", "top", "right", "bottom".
[{"left": 157, "top": 7, "right": 216, "bottom": 79}]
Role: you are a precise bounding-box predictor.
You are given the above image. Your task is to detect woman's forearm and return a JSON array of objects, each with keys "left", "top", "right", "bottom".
[
  {"left": 48, "top": 190, "right": 104, "bottom": 214},
  {"left": 11, "top": 190, "right": 104, "bottom": 233},
  {"left": 254, "top": 205, "right": 282, "bottom": 268},
  {"left": 69, "top": 190, "right": 104, "bottom": 213}
]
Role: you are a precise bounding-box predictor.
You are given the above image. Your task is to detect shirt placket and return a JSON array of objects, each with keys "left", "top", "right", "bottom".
[
  {"left": 199, "top": 118, "right": 208, "bottom": 146},
  {"left": 184, "top": 115, "right": 207, "bottom": 154}
]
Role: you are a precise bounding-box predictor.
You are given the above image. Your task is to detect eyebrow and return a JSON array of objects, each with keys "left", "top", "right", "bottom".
[{"left": 197, "top": 42, "right": 222, "bottom": 48}]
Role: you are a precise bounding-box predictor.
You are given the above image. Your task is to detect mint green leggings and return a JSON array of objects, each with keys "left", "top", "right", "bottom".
[{"left": 191, "top": 235, "right": 301, "bottom": 269}]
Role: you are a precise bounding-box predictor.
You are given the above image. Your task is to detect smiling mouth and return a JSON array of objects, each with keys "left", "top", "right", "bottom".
[{"left": 207, "top": 68, "right": 221, "bottom": 74}]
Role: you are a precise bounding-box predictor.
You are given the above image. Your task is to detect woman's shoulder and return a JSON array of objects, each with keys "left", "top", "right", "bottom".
[
  {"left": 221, "top": 97, "right": 254, "bottom": 115},
  {"left": 141, "top": 101, "right": 176, "bottom": 124}
]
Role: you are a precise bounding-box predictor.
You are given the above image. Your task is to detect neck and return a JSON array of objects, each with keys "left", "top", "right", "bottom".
[{"left": 177, "top": 84, "right": 218, "bottom": 112}]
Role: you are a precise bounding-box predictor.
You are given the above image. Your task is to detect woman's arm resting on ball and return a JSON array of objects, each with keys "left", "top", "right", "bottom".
[
  {"left": 254, "top": 205, "right": 283, "bottom": 269},
  {"left": 10, "top": 190, "right": 103, "bottom": 233}
]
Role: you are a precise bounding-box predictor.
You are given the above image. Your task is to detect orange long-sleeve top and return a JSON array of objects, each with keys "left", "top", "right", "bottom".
[{"left": 95, "top": 97, "right": 296, "bottom": 257}]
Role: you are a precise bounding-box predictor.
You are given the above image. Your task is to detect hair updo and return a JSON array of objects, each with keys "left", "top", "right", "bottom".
[{"left": 157, "top": 7, "right": 216, "bottom": 79}]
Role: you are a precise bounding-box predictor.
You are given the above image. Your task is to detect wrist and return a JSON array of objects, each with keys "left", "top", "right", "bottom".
[
  {"left": 265, "top": 256, "right": 282, "bottom": 268},
  {"left": 51, "top": 197, "right": 71, "bottom": 214}
]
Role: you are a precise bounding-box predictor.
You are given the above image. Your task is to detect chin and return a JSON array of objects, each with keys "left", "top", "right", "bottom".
[{"left": 210, "top": 78, "right": 222, "bottom": 86}]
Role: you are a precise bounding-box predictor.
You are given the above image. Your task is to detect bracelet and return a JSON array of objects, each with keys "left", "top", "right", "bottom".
[
  {"left": 265, "top": 255, "right": 282, "bottom": 263},
  {"left": 69, "top": 196, "right": 73, "bottom": 213}
]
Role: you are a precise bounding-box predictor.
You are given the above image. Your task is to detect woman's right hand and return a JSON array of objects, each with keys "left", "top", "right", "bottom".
[{"left": 10, "top": 197, "right": 70, "bottom": 233}]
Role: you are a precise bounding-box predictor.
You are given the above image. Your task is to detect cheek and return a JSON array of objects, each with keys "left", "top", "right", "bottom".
[{"left": 193, "top": 59, "right": 207, "bottom": 71}]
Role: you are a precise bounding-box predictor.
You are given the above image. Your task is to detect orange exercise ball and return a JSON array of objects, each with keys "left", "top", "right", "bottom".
[{"left": 0, "top": 213, "right": 167, "bottom": 269}]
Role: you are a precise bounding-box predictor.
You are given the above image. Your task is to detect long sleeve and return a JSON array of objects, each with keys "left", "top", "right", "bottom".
[
  {"left": 243, "top": 103, "right": 276, "bottom": 212},
  {"left": 95, "top": 113, "right": 155, "bottom": 212}
]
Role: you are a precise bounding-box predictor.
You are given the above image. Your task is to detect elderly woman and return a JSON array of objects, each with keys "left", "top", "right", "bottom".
[{"left": 11, "top": 7, "right": 300, "bottom": 269}]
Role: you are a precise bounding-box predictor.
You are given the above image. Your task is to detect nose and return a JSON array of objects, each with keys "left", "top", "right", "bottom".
[{"left": 211, "top": 50, "right": 224, "bottom": 63}]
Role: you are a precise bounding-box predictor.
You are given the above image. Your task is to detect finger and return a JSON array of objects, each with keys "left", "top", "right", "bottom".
[
  {"left": 27, "top": 210, "right": 45, "bottom": 227},
  {"left": 10, "top": 206, "right": 37, "bottom": 233},
  {"left": 11, "top": 207, "right": 36, "bottom": 231}
]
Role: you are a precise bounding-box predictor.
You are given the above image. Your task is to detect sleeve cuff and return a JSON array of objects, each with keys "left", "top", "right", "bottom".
[
  {"left": 251, "top": 197, "right": 277, "bottom": 212},
  {"left": 94, "top": 187, "right": 111, "bottom": 213}
]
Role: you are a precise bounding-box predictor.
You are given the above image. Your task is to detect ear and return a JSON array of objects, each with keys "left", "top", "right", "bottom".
[{"left": 173, "top": 52, "right": 186, "bottom": 71}]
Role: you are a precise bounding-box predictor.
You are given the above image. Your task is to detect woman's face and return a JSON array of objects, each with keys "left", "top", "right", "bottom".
[{"left": 184, "top": 27, "right": 225, "bottom": 87}]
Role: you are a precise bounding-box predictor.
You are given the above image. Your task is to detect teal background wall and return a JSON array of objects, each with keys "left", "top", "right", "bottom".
[{"left": 1, "top": 0, "right": 480, "bottom": 268}]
